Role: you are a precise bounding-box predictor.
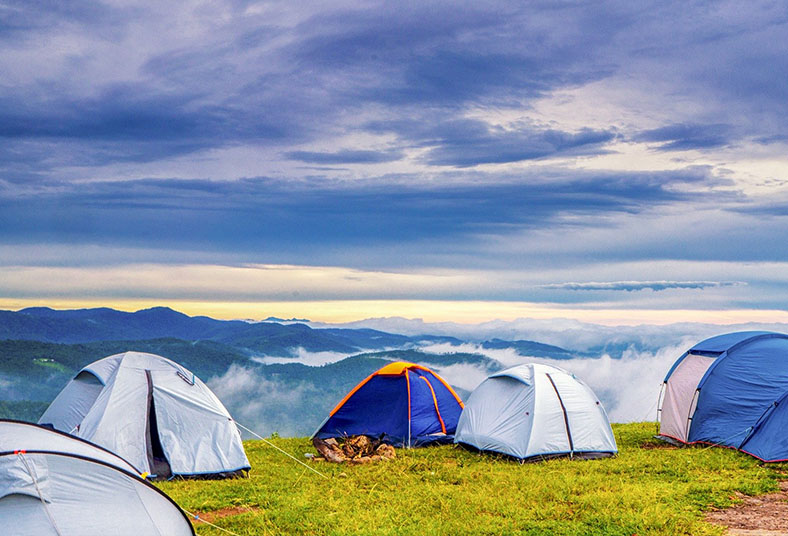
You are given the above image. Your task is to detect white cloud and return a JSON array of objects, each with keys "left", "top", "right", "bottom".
[
  {"left": 416, "top": 339, "right": 698, "bottom": 423},
  {"left": 252, "top": 347, "right": 351, "bottom": 367},
  {"left": 207, "top": 364, "right": 318, "bottom": 437}
]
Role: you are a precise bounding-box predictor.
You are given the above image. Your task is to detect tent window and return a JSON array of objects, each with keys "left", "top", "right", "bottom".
[{"left": 75, "top": 370, "right": 103, "bottom": 385}]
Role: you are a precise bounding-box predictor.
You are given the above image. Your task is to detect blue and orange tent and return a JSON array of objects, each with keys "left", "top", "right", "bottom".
[{"left": 312, "top": 362, "right": 464, "bottom": 447}]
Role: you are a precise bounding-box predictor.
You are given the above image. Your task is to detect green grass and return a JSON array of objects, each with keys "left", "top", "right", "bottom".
[
  {"left": 32, "top": 357, "right": 69, "bottom": 373},
  {"left": 158, "top": 423, "right": 785, "bottom": 536}
]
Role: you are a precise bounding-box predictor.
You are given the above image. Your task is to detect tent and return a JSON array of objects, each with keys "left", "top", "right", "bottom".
[
  {"left": 658, "top": 331, "right": 788, "bottom": 461},
  {"left": 0, "top": 452, "right": 195, "bottom": 535},
  {"left": 454, "top": 363, "right": 617, "bottom": 460},
  {"left": 0, "top": 419, "right": 139, "bottom": 474},
  {"left": 312, "top": 361, "right": 464, "bottom": 447},
  {"left": 39, "top": 351, "right": 250, "bottom": 478},
  {"left": 0, "top": 421, "right": 194, "bottom": 535}
]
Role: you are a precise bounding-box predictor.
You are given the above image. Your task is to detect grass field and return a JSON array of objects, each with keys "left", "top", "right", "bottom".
[{"left": 159, "top": 423, "right": 784, "bottom": 535}]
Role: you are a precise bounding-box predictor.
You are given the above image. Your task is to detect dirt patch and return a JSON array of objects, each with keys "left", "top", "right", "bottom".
[
  {"left": 640, "top": 442, "right": 678, "bottom": 450},
  {"left": 193, "top": 505, "right": 261, "bottom": 523},
  {"left": 706, "top": 481, "right": 788, "bottom": 535}
]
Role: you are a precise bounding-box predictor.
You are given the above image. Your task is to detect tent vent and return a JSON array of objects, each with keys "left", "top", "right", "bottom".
[{"left": 176, "top": 370, "right": 195, "bottom": 385}]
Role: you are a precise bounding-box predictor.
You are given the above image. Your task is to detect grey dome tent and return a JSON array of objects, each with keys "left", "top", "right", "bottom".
[
  {"left": 39, "top": 351, "right": 250, "bottom": 479},
  {"left": 0, "top": 419, "right": 139, "bottom": 474},
  {"left": 455, "top": 363, "right": 617, "bottom": 460},
  {"left": 0, "top": 421, "right": 194, "bottom": 536}
]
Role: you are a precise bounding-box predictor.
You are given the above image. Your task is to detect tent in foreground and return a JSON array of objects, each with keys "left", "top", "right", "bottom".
[
  {"left": 39, "top": 351, "right": 250, "bottom": 478},
  {"left": 312, "top": 362, "right": 464, "bottom": 447},
  {"left": 455, "top": 363, "right": 617, "bottom": 461},
  {"left": 0, "top": 449, "right": 194, "bottom": 536},
  {"left": 658, "top": 331, "right": 788, "bottom": 462},
  {"left": 0, "top": 419, "right": 139, "bottom": 474}
]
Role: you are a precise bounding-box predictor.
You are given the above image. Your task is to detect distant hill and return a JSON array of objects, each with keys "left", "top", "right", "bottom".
[
  {"left": 0, "top": 306, "right": 584, "bottom": 434},
  {"left": 0, "top": 306, "right": 575, "bottom": 358},
  {"left": 0, "top": 339, "right": 474, "bottom": 434}
]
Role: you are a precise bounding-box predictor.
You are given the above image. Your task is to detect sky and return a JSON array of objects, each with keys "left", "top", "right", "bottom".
[{"left": 2, "top": 1, "right": 788, "bottom": 323}]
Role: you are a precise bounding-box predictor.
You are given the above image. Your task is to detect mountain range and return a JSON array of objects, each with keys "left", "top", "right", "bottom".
[{"left": 0, "top": 306, "right": 578, "bottom": 434}]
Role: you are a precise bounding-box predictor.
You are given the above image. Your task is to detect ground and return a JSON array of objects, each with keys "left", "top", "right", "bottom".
[
  {"left": 157, "top": 423, "right": 788, "bottom": 536},
  {"left": 706, "top": 480, "right": 788, "bottom": 535}
]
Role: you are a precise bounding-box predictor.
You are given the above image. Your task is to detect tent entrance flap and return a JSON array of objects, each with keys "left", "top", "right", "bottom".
[
  {"left": 660, "top": 353, "right": 716, "bottom": 442},
  {"left": 145, "top": 370, "right": 172, "bottom": 479},
  {"left": 419, "top": 376, "right": 447, "bottom": 434}
]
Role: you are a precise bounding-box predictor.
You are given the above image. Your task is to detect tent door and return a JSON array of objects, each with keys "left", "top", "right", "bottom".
[
  {"left": 419, "top": 376, "right": 447, "bottom": 434},
  {"left": 660, "top": 353, "right": 716, "bottom": 442},
  {"left": 145, "top": 370, "right": 172, "bottom": 479}
]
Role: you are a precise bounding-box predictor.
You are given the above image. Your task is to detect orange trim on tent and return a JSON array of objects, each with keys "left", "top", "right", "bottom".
[
  {"left": 426, "top": 370, "right": 465, "bottom": 409},
  {"left": 327, "top": 361, "right": 464, "bottom": 417},
  {"left": 377, "top": 361, "right": 414, "bottom": 375},
  {"left": 326, "top": 369, "right": 380, "bottom": 417},
  {"left": 419, "top": 376, "right": 447, "bottom": 434}
]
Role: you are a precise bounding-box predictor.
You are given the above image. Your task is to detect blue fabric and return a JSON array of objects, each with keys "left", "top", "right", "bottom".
[
  {"left": 739, "top": 392, "right": 788, "bottom": 462},
  {"left": 661, "top": 333, "right": 772, "bottom": 382},
  {"left": 408, "top": 368, "right": 463, "bottom": 443},
  {"left": 687, "top": 333, "right": 788, "bottom": 459},
  {"left": 690, "top": 331, "right": 772, "bottom": 354},
  {"left": 315, "top": 367, "right": 462, "bottom": 447}
]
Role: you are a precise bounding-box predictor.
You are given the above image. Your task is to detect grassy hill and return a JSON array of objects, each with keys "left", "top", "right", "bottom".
[{"left": 159, "top": 423, "right": 783, "bottom": 535}]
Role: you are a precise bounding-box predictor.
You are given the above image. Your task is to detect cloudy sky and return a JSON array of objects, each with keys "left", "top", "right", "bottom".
[{"left": 2, "top": 1, "right": 788, "bottom": 323}]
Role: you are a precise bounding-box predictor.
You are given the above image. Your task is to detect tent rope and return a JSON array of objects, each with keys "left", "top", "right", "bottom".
[
  {"left": 235, "top": 421, "right": 329, "bottom": 480},
  {"left": 18, "top": 452, "right": 64, "bottom": 536},
  {"left": 182, "top": 509, "right": 246, "bottom": 536}
]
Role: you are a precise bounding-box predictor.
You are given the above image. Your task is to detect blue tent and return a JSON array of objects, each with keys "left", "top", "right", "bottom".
[
  {"left": 312, "top": 362, "right": 464, "bottom": 447},
  {"left": 658, "top": 331, "right": 788, "bottom": 461}
]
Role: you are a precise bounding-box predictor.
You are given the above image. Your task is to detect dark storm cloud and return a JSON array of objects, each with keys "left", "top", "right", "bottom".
[
  {"left": 0, "top": 167, "right": 722, "bottom": 265},
  {"left": 0, "top": 2, "right": 627, "bottom": 174},
  {"left": 634, "top": 123, "right": 735, "bottom": 151},
  {"left": 284, "top": 149, "right": 405, "bottom": 164},
  {"left": 0, "top": 0, "right": 126, "bottom": 39},
  {"left": 542, "top": 281, "right": 744, "bottom": 292},
  {"left": 3, "top": 1, "right": 788, "bottom": 177},
  {"left": 3, "top": 1, "right": 788, "bottom": 286},
  {"left": 420, "top": 122, "right": 617, "bottom": 167}
]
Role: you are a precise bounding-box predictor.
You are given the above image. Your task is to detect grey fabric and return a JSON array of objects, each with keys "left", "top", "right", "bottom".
[
  {"left": 0, "top": 452, "right": 194, "bottom": 536},
  {"left": 38, "top": 371, "right": 104, "bottom": 435},
  {"left": 0, "top": 420, "right": 139, "bottom": 474},
  {"left": 455, "top": 363, "right": 617, "bottom": 459},
  {"left": 39, "top": 352, "right": 249, "bottom": 477}
]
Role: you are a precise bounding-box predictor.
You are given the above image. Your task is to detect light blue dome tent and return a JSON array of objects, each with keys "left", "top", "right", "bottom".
[
  {"left": 0, "top": 420, "right": 194, "bottom": 536},
  {"left": 39, "top": 351, "right": 250, "bottom": 479},
  {"left": 455, "top": 364, "right": 617, "bottom": 461},
  {"left": 658, "top": 331, "right": 788, "bottom": 462}
]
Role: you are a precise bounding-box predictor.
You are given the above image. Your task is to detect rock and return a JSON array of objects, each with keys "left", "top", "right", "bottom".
[{"left": 375, "top": 443, "right": 396, "bottom": 459}]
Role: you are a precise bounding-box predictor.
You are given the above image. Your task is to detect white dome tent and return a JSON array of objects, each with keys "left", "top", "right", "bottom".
[
  {"left": 454, "top": 363, "right": 617, "bottom": 461},
  {"left": 0, "top": 419, "right": 139, "bottom": 474},
  {"left": 39, "top": 351, "right": 250, "bottom": 479},
  {"left": 0, "top": 420, "right": 194, "bottom": 536}
]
